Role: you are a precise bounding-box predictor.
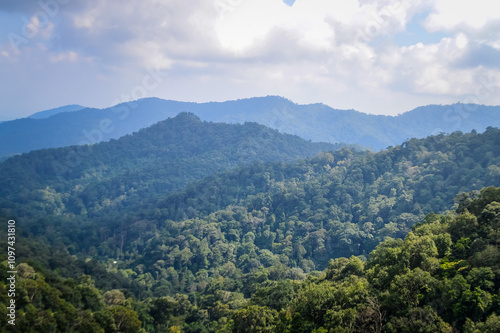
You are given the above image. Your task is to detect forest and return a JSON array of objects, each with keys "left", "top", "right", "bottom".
[{"left": 0, "top": 117, "right": 499, "bottom": 332}]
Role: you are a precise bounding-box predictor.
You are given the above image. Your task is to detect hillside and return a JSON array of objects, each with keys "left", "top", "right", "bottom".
[
  {"left": 0, "top": 124, "right": 499, "bottom": 332},
  {"left": 65, "top": 127, "right": 497, "bottom": 274},
  {"left": 0, "top": 112, "right": 342, "bottom": 219},
  {"left": 1, "top": 96, "right": 499, "bottom": 158},
  {"left": 2, "top": 183, "right": 500, "bottom": 331},
  {"left": 1, "top": 127, "right": 498, "bottom": 285},
  {"left": 225, "top": 186, "right": 500, "bottom": 332}
]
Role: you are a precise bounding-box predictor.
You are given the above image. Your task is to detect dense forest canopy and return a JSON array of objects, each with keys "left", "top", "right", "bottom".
[
  {"left": 2, "top": 187, "right": 500, "bottom": 332},
  {"left": 0, "top": 118, "right": 499, "bottom": 332},
  {"left": 0, "top": 112, "right": 343, "bottom": 218}
]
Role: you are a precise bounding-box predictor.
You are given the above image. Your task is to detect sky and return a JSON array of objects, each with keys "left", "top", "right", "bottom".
[{"left": 0, "top": 0, "right": 499, "bottom": 120}]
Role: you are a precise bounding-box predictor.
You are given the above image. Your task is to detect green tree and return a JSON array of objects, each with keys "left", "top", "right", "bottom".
[{"left": 231, "top": 305, "right": 278, "bottom": 332}]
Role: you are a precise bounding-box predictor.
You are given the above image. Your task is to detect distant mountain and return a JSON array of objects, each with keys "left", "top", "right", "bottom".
[
  {"left": 1, "top": 96, "right": 499, "bottom": 158},
  {"left": 0, "top": 99, "right": 184, "bottom": 159},
  {"left": 0, "top": 112, "right": 342, "bottom": 218},
  {"left": 28, "top": 104, "right": 86, "bottom": 119},
  {"left": 196, "top": 98, "right": 500, "bottom": 150}
]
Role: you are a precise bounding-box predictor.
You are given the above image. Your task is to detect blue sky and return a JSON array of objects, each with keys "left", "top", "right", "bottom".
[
  {"left": 392, "top": 10, "right": 447, "bottom": 47},
  {"left": 0, "top": 0, "right": 499, "bottom": 120}
]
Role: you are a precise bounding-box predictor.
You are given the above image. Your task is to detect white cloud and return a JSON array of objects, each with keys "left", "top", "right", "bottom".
[
  {"left": 0, "top": 0, "right": 499, "bottom": 120},
  {"left": 424, "top": 0, "right": 500, "bottom": 31},
  {"left": 49, "top": 50, "right": 82, "bottom": 63},
  {"left": 215, "top": 0, "right": 288, "bottom": 52}
]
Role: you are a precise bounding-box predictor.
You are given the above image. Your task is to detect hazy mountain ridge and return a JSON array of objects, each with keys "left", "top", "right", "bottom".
[
  {"left": 28, "top": 104, "right": 86, "bottom": 119},
  {"left": 1, "top": 96, "right": 499, "bottom": 159}
]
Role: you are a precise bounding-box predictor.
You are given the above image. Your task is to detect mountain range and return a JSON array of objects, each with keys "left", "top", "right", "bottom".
[
  {"left": 1, "top": 96, "right": 499, "bottom": 159},
  {"left": 1, "top": 101, "right": 500, "bottom": 331}
]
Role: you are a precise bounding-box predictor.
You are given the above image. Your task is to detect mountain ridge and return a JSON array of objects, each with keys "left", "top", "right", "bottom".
[
  {"left": 28, "top": 104, "right": 86, "bottom": 119},
  {"left": 0, "top": 112, "right": 343, "bottom": 218},
  {"left": 1, "top": 96, "right": 499, "bottom": 159}
]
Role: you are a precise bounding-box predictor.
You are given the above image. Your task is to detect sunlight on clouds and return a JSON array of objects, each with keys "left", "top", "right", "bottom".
[
  {"left": 393, "top": 30, "right": 499, "bottom": 98},
  {"left": 285, "top": 0, "right": 359, "bottom": 50},
  {"left": 454, "top": 33, "right": 468, "bottom": 49},
  {"left": 215, "top": 0, "right": 363, "bottom": 53},
  {"left": 208, "top": 0, "right": 498, "bottom": 112},
  {"left": 215, "top": 0, "right": 289, "bottom": 52},
  {"left": 292, "top": 0, "right": 360, "bottom": 25}
]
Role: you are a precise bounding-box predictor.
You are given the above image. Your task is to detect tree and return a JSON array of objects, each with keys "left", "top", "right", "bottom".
[
  {"left": 231, "top": 305, "right": 278, "bottom": 332},
  {"left": 103, "top": 289, "right": 126, "bottom": 306},
  {"left": 385, "top": 306, "right": 452, "bottom": 333},
  {"left": 110, "top": 305, "right": 142, "bottom": 333}
]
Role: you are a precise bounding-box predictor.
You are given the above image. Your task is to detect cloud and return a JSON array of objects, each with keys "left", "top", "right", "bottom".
[
  {"left": 56, "top": 0, "right": 222, "bottom": 68},
  {"left": 0, "top": 0, "right": 499, "bottom": 120},
  {"left": 424, "top": 0, "right": 500, "bottom": 31},
  {"left": 457, "top": 42, "right": 500, "bottom": 69}
]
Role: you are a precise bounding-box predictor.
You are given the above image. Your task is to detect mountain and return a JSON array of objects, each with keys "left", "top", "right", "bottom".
[
  {"left": 0, "top": 112, "right": 342, "bottom": 219},
  {"left": 1, "top": 96, "right": 499, "bottom": 158},
  {"left": 4, "top": 188, "right": 500, "bottom": 332},
  {"left": 1, "top": 120, "right": 499, "bottom": 331},
  {"left": 2, "top": 125, "right": 498, "bottom": 273},
  {"left": 0, "top": 99, "right": 186, "bottom": 159},
  {"left": 130, "top": 127, "right": 500, "bottom": 264},
  {"left": 28, "top": 104, "right": 86, "bottom": 119},
  {"left": 1, "top": 127, "right": 499, "bottom": 332}
]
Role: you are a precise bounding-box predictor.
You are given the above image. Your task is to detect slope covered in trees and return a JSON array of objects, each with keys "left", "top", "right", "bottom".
[
  {"left": 70, "top": 127, "right": 497, "bottom": 276},
  {"left": 1, "top": 119, "right": 499, "bottom": 332},
  {"left": 2, "top": 128, "right": 499, "bottom": 276},
  {"left": 2, "top": 187, "right": 500, "bottom": 332},
  {"left": 224, "top": 186, "right": 500, "bottom": 332},
  {"left": 0, "top": 112, "right": 342, "bottom": 220},
  {"left": 2, "top": 127, "right": 498, "bottom": 262}
]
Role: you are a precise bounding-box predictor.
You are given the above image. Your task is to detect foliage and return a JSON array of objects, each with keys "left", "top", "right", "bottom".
[{"left": 0, "top": 124, "right": 499, "bottom": 332}]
